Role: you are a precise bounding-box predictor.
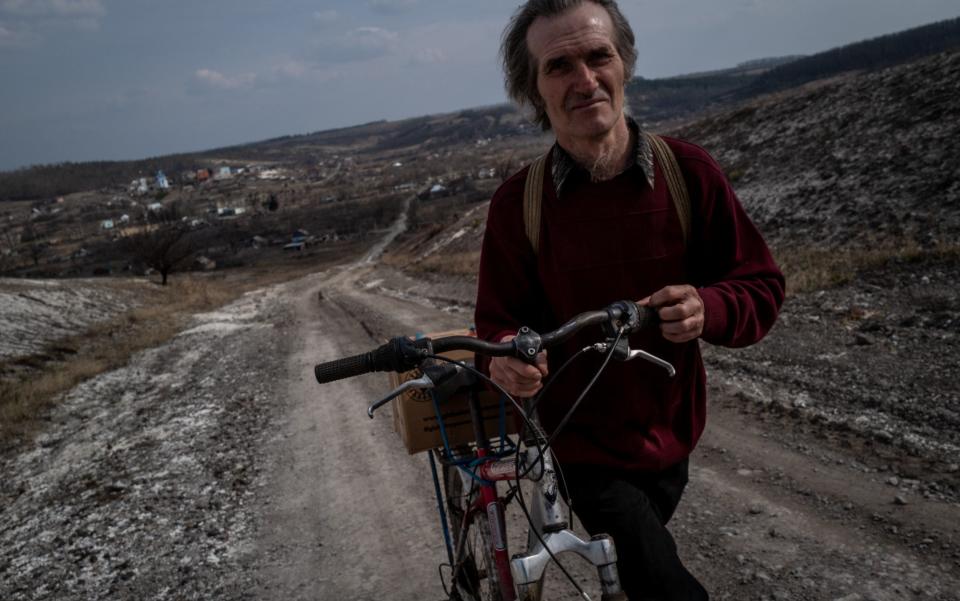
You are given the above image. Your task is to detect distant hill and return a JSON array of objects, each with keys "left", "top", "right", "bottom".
[
  {"left": 731, "top": 16, "right": 960, "bottom": 100},
  {"left": 212, "top": 104, "right": 537, "bottom": 162}
]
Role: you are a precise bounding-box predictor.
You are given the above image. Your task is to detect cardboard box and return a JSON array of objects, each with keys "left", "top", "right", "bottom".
[{"left": 388, "top": 328, "right": 515, "bottom": 455}]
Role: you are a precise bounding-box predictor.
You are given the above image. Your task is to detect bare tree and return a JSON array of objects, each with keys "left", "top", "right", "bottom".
[
  {"left": 20, "top": 221, "right": 47, "bottom": 267},
  {"left": 124, "top": 223, "right": 196, "bottom": 286},
  {"left": 0, "top": 224, "right": 20, "bottom": 274},
  {"left": 496, "top": 152, "right": 518, "bottom": 183}
]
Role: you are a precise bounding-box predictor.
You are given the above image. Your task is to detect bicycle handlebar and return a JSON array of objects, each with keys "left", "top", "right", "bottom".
[{"left": 314, "top": 300, "right": 657, "bottom": 384}]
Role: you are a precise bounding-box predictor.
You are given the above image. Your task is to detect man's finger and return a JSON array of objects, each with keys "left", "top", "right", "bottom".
[
  {"left": 660, "top": 316, "right": 703, "bottom": 341},
  {"left": 649, "top": 285, "right": 689, "bottom": 307},
  {"left": 658, "top": 301, "right": 695, "bottom": 322}
]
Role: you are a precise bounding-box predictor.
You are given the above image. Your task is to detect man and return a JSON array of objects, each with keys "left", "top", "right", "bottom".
[{"left": 474, "top": 1, "right": 785, "bottom": 599}]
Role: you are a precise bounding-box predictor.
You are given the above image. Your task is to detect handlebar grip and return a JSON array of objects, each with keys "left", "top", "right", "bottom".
[
  {"left": 314, "top": 337, "right": 428, "bottom": 384},
  {"left": 638, "top": 305, "right": 659, "bottom": 330},
  {"left": 314, "top": 353, "right": 374, "bottom": 384}
]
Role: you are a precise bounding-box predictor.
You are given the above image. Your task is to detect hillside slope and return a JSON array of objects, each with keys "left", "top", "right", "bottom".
[{"left": 676, "top": 49, "right": 960, "bottom": 251}]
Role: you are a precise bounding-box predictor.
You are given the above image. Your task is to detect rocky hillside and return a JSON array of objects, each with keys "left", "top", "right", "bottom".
[{"left": 676, "top": 49, "right": 960, "bottom": 251}]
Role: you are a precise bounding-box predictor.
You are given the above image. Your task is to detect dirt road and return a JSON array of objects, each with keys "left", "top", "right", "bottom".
[
  {"left": 256, "top": 257, "right": 960, "bottom": 601},
  {"left": 1, "top": 250, "right": 957, "bottom": 600}
]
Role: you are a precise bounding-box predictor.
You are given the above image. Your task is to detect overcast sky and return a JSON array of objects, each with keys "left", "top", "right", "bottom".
[{"left": 0, "top": 0, "right": 956, "bottom": 171}]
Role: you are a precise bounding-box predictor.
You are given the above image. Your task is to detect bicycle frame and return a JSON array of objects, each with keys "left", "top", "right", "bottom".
[{"left": 444, "top": 384, "right": 624, "bottom": 601}]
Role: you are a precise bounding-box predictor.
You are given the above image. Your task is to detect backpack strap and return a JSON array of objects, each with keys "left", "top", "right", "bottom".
[
  {"left": 644, "top": 132, "right": 691, "bottom": 245},
  {"left": 523, "top": 152, "right": 548, "bottom": 254},
  {"left": 521, "top": 133, "right": 691, "bottom": 254}
]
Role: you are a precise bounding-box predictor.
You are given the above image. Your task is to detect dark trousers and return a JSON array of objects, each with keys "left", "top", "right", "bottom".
[{"left": 560, "top": 458, "right": 708, "bottom": 601}]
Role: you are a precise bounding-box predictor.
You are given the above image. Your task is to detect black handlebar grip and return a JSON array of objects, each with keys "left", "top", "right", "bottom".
[
  {"left": 314, "top": 338, "right": 422, "bottom": 384},
  {"left": 314, "top": 353, "right": 373, "bottom": 384},
  {"left": 638, "top": 305, "right": 659, "bottom": 330}
]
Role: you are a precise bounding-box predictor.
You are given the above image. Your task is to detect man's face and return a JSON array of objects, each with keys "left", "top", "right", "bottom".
[{"left": 526, "top": 2, "right": 627, "bottom": 148}]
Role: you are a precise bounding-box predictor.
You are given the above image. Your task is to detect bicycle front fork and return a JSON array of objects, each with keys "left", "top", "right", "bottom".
[
  {"left": 510, "top": 529, "right": 623, "bottom": 601},
  {"left": 507, "top": 444, "right": 625, "bottom": 601}
]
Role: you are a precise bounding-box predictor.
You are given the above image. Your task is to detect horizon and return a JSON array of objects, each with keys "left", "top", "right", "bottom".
[{"left": 1, "top": 0, "right": 958, "bottom": 172}]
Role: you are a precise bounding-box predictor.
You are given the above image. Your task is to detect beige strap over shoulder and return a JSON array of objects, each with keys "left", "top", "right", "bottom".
[{"left": 522, "top": 132, "right": 691, "bottom": 254}]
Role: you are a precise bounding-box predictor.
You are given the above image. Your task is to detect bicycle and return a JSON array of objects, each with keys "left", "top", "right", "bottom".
[{"left": 314, "top": 299, "right": 676, "bottom": 601}]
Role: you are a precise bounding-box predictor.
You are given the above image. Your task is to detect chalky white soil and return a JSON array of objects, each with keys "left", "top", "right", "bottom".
[{"left": 0, "top": 278, "right": 147, "bottom": 360}]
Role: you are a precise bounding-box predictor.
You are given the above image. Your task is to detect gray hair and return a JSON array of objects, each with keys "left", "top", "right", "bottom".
[{"left": 501, "top": 0, "right": 637, "bottom": 130}]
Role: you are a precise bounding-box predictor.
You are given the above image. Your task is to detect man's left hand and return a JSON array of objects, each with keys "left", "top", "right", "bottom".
[{"left": 638, "top": 285, "right": 705, "bottom": 343}]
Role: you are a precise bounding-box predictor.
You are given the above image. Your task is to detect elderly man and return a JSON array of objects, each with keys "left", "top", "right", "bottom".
[{"left": 475, "top": 0, "right": 785, "bottom": 599}]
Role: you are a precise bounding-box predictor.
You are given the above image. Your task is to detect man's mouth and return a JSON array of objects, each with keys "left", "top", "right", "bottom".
[{"left": 568, "top": 96, "right": 608, "bottom": 111}]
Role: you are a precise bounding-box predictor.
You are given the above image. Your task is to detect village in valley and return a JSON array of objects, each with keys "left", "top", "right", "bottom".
[{"left": 0, "top": 114, "right": 546, "bottom": 283}]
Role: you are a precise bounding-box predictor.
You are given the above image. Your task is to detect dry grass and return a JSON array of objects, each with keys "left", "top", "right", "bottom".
[
  {"left": 0, "top": 277, "right": 233, "bottom": 443},
  {"left": 386, "top": 239, "right": 960, "bottom": 295},
  {"left": 774, "top": 239, "right": 960, "bottom": 295},
  {"left": 0, "top": 242, "right": 364, "bottom": 446},
  {"left": 382, "top": 250, "right": 481, "bottom": 277}
]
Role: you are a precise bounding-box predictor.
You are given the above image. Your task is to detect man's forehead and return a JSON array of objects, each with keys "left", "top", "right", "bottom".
[{"left": 526, "top": 3, "right": 616, "bottom": 61}]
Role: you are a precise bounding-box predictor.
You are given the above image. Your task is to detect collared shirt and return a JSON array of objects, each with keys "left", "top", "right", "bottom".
[{"left": 550, "top": 116, "right": 656, "bottom": 198}]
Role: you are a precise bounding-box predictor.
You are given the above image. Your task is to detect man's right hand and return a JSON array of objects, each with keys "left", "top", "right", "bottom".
[{"left": 489, "top": 334, "right": 549, "bottom": 398}]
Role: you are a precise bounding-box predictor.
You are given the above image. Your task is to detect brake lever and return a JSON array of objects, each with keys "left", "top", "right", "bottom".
[
  {"left": 585, "top": 341, "right": 676, "bottom": 377},
  {"left": 624, "top": 349, "right": 675, "bottom": 377},
  {"left": 367, "top": 374, "right": 433, "bottom": 418}
]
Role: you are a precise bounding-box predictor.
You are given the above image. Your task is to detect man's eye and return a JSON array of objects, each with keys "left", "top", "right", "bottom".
[
  {"left": 589, "top": 52, "right": 613, "bottom": 65},
  {"left": 545, "top": 61, "right": 570, "bottom": 75}
]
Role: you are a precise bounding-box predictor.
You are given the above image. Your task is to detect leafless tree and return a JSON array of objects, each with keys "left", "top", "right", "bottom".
[
  {"left": 20, "top": 221, "right": 47, "bottom": 267},
  {"left": 0, "top": 224, "right": 20, "bottom": 274},
  {"left": 496, "top": 152, "right": 518, "bottom": 183},
  {"left": 124, "top": 224, "right": 196, "bottom": 285}
]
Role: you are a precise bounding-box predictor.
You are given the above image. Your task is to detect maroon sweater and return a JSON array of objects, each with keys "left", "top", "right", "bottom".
[{"left": 474, "top": 136, "right": 784, "bottom": 471}]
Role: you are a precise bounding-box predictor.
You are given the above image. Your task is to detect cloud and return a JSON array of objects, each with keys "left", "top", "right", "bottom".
[
  {"left": 410, "top": 47, "right": 446, "bottom": 65},
  {"left": 267, "top": 59, "right": 343, "bottom": 87},
  {"left": 0, "top": 20, "right": 25, "bottom": 45},
  {"left": 313, "top": 9, "right": 338, "bottom": 24},
  {"left": 192, "top": 68, "right": 257, "bottom": 91},
  {"left": 367, "top": 0, "right": 419, "bottom": 14},
  {"left": 0, "top": 0, "right": 105, "bottom": 42},
  {"left": 0, "top": 0, "right": 104, "bottom": 18},
  {"left": 313, "top": 26, "right": 399, "bottom": 63}
]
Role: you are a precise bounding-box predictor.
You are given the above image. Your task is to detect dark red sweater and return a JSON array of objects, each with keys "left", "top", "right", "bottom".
[{"left": 474, "top": 137, "right": 784, "bottom": 471}]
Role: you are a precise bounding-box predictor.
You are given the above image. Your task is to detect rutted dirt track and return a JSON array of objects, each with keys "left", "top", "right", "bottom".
[{"left": 1, "top": 252, "right": 958, "bottom": 600}]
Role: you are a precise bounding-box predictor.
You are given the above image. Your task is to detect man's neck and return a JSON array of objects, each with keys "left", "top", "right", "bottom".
[{"left": 556, "top": 114, "right": 633, "bottom": 182}]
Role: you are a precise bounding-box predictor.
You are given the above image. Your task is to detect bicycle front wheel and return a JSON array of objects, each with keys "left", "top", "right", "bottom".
[{"left": 443, "top": 462, "right": 505, "bottom": 601}]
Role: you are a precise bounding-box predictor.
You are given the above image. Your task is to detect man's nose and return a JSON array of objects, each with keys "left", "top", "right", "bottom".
[{"left": 571, "top": 62, "right": 599, "bottom": 93}]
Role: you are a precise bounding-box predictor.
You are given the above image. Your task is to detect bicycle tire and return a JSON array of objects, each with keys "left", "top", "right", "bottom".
[{"left": 443, "top": 461, "right": 505, "bottom": 601}]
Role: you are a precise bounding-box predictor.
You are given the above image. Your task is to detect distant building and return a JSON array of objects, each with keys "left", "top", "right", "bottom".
[
  {"left": 424, "top": 183, "right": 448, "bottom": 199},
  {"left": 147, "top": 202, "right": 164, "bottom": 212},
  {"left": 215, "top": 166, "right": 232, "bottom": 180},
  {"left": 193, "top": 256, "right": 216, "bottom": 271},
  {"left": 156, "top": 170, "right": 169, "bottom": 189},
  {"left": 197, "top": 169, "right": 211, "bottom": 182},
  {"left": 258, "top": 169, "right": 284, "bottom": 180},
  {"left": 130, "top": 177, "right": 149, "bottom": 195},
  {"left": 101, "top": 220, "right": 115, "bottom": 230}
]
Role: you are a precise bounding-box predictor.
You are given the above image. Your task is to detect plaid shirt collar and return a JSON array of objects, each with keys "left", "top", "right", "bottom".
[{"left": 550, "top": 116, "right": 655, "bottom": 198}]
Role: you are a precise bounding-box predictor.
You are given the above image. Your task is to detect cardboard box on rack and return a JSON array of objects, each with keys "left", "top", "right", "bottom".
[{"left": 388, "top": 328, "right": 515, "bottom": 455}]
